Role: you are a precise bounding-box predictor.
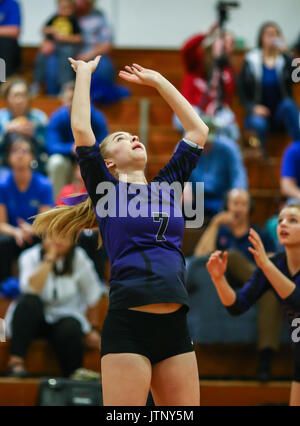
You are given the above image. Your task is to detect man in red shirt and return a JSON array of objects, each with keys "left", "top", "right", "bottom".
[{"left": 174, "top": 23, "right": 239, "bottom": 142}]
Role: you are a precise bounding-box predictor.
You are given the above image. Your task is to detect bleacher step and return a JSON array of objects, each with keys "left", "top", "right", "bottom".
[{"left": 0, "top": 378, "right": 291, "bottom": 406}]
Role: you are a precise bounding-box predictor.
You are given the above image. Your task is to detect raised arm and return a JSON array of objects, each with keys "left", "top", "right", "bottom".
[
  {"left": 248, "top": 228, "right": 296, "bottom": 299},
  {"left": 68, "top": 56, "right": 101, "bottom": 147},
  {"left": 119, "top": 64, "right": 209, "bottom": 146}
]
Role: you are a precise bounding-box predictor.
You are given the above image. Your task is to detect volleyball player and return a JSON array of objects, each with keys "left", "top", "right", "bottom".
[
  {"left": 33, "top": 55, "right": 208, "bottom": 406},
  {"left": 207, "top": 204, "right": 300, "bottom": 406}
]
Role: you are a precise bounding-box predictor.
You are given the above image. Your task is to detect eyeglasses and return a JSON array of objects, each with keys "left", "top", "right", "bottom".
[{"left": 10, "top": 148, "right": 32, "bottom": 154}]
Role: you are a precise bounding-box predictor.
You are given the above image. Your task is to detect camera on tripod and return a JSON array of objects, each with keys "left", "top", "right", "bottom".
[{"left": 217, "top": 1, "right": 240, "bottom": 27}]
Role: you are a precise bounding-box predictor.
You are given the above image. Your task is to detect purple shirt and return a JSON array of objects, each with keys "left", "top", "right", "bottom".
[
  {"left": 76, "top": 139, "right": 203, "bottom": 310},
  {"left": 227, "top": 252, "right": 300, "bottom": 331}
]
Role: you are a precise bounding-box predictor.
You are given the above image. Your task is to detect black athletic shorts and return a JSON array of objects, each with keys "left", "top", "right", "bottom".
[{"left": 101, "top": 306, "right": 194, "bottom": 365}]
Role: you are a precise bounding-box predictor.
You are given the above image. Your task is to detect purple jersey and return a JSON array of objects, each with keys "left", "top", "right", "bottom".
[
  {"left": 227, "top": 252, "right": 300, "bottom": 331},
  {"left": 76, "top": 139, "right": 203, "bottom": 310}
]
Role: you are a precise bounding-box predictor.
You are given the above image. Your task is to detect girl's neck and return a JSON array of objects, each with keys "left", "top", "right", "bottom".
[
  {"left": 14, "top": 168, "right": 32, "bottom": 190},
  {"left": 118, "top": 170, "right": 148, "bottom": 185},
  {"left": 285, "top": 246, "right": 300, "bottom": 276},
  {"left": 263, "top": 48, "right": 278, "bottom": 63}
]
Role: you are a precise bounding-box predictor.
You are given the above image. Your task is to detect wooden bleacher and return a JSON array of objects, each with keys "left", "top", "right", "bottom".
[{"left": 0, "top": 47, "right": 298, "bottom": 405}]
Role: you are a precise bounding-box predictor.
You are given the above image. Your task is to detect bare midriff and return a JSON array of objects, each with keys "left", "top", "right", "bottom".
[{"left": 128, "top": 303, "right": 182, "bottom": 314}]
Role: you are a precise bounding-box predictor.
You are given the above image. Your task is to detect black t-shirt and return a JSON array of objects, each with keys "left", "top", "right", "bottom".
[{"left": 45, "top": 14, "right": 81, "bottom": 40}]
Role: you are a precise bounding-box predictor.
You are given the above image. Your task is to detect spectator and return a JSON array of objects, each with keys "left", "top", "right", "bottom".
[
  {"left": 281, "top": 141, "right": 300, "bottom": 204},
  {"left": 56, "top": 162, "right": 108, "bottom": 281},
  {"left": 0, "top": 0, "right": 21, "bottom": 78},
  {"left": 238, "top": 22, "right": 300, "bottom": 150},
  {"left": 5, "top": 234, "right": 107, "bottom": 377},
  {"left": 184, "top": 117, "right": 247, "bottom": 221},
  {"left": 193, "top": 188, "right": 281, "bottom": 380},
  {"left": 31, "top": 0, "right": 82, "bottom": 95},
  {"left": 0, "top": 78, "right": 48, "bottom": 175},
  {"left": 174, "top": 22, "right": 239, "bottom": 142},
  {"left": 46, "top": 81, "right": 108, "bottom": 198},
  {"left": 0, "top": 134, "right": 53, "bottom": 283},
  {"left": 75, "top": 0, "right": 130, "bottom": 104}
]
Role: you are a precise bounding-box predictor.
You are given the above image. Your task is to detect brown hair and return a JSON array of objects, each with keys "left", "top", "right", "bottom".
[
  {"left": 32, "top": 132, "right": 122, "bottom": 247},
  {"left": 1, "top": 77, "right": 29, "bottom": 99}
]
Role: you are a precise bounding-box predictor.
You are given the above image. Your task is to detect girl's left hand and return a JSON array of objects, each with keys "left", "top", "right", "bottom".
[
  {"left": 119, "top": 63, "right": 163, "bottom": 88},
  {"left": 248, "top": 228, "right": 269, "bottom": 269},
  {"left": 68, "top": 56, "right": 101, "bottom": 74}
]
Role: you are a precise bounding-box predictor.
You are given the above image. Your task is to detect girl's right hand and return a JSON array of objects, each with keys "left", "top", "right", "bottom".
[
  {"left": 68, "top": 56, "right": 101, "bottom": 74},
  {"left": 207, "top": 250, "right": 228, "bottom": 281}
]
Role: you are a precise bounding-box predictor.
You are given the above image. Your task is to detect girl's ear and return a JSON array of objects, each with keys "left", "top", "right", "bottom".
[{"left": 104, "top": 158, "right": 115, "bottom": 170}]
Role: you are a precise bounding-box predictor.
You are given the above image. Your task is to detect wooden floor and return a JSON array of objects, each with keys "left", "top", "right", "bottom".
[{"left": 0, "top": 378, "right": 291, "bottom": 406}]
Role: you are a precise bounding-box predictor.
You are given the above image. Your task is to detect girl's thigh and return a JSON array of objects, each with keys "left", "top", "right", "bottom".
[{"left": 101, "top": 352, "right": 152, "bottom": 406}]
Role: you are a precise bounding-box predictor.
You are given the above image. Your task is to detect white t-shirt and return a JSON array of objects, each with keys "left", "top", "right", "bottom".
[{"left": 5, "top": 244, "right": 108, "bottom": 337}]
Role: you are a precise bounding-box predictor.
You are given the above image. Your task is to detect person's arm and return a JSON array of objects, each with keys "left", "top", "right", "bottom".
[
  {"left": 119, "top": 64, "right": 208, "bottom": 146},
  {"left": 46, "top": 112, "right": 74, "bottom": 156},
  {"left": 55, "top": 32, "right": 82, "bottom": 44},
  {"left": 280, "top": 177, "right": 300, "bottom": 200},
  {"left": 248, "top": 228, "right": 296, "bottom": 300},
  {"left": 68, "top": 56, "right": 101, "bottom": 147},
  {"left": 206, "top": 251, "right": 237, "bottom": 306},
  {"left": 28, "top": 254, "right": 56, "bottom": 293},
  {"left": 207, "top": 249, "right": 271, "bottom": 314},
  {"left": 237, "top": 61, "right": 257, "bottom": 115},
  {"left": 91, "top": 107, "right": 109, "bottom": 143},
  {"left": 280, "top": 145, "right": 300, "bottom": 200},
  {"left": 0, "top": 25, "right": 19, "bottom": 38},
  {"left": 194, "top": 212, "right": 233, "bottom": 256}
]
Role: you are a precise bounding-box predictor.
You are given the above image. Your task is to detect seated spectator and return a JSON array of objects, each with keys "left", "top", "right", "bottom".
[
  {"left": 75, "top": 0, "right": 130, "bottom": 104},
  {"left": 184, "top": 118, "right": 247, "bottom": 221},
  {"left": 0, "top": 0, "right": 21, "bottom": 78},
  {"left": 238, "top": 22, "right": 300, "bottom": 150},
  {"left": 174, "top": 22, "right": 239, "bottom": 142},
  {"left": 194, "top": 189, "right": 281, "bottom": 381},
  {"left": 0, "top": 134, "right": 53, "bottom": 283},
  {"left": 56, "top": 162, "right": 108, "bottom": 281},
  {"left": 46, "top": 81, "right": 108, "bottom": 198},
  {"left": 0, "top": 78, "right": 48, "bottom": 175},
  {"left": 281, "top": 141, "right": 300, "bottom": 204},
  {"left": 5, "top": 234, "right": 107, "bottom": 377},
  {"left": 32, "top": 0, "right": 82, "bottom": 95}
]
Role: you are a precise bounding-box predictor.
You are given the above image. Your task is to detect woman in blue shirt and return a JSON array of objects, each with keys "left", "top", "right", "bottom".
[
  {"left": 207, "top": 204, "right": 300, "bottom": 405},
  {"left": 238, "top": 22, "right": 300, "bottom": 150},
  {"left": 0, "top": 133, "right": 53, "bottom": 282},
  {"left": 33, "top": 56, "right": 208, "bottom": 406}
]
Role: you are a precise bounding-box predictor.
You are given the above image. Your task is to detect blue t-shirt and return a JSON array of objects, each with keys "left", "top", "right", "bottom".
[
  {"left": 227, "top": 252, "right": 300, "bottom": 330},
  {"left": 261, "top": 66, "right": 282, "bottom": 113},
  {"left": 189, "top": 138, "right": 248, "bottom": 215},
  {"left": 76, "top": 139, "right": 203, "bottom": 310},
  {"left": 0, "top": 0, "right": 21, "bottom": 26},
  {"left": 217, "top": 225, "right": 275, "bottom": 262},
  {"left": 281, "top": 142, "right": 300, "bottom": 187},
  {"left": 46, "top": 105, "right": 108, "bottom": 156},
  {"left": 0, "top": 171, "right": 53, "bottom": 226}
]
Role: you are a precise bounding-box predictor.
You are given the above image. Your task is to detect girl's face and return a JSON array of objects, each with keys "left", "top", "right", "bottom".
[
  {"left": 104, "top": 132, "right": 147, "bottom": 176},
  {"left": 277, "top": 207, "right": 300, "bottom": 247},
  {"left": 227, "top": 189, "right": 250, "bottom": 222},
  {"left": 261, "top": 25, "right": 280, "bottom": 50},
  {"left": 8, "top": 140, "right": 34, "bottom": 170},
  {"left": 7, "top": 83, "right": 29, "bottom": 117}
]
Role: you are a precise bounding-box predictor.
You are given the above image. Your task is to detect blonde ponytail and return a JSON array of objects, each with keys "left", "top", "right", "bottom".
[{"left": 32, "top": 197, "right": 102, "bottom": 247}]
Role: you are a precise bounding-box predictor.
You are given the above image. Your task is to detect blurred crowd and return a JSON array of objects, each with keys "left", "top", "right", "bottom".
[{"left": 0, "top": 0, "right": 300, "bottom": 381}]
